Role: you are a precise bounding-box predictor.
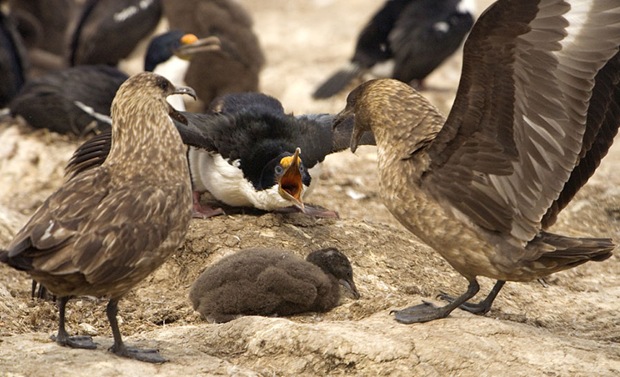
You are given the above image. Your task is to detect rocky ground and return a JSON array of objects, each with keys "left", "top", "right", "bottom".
[{"left": 1, "top": 0, "right": 619, "bottom": 376}]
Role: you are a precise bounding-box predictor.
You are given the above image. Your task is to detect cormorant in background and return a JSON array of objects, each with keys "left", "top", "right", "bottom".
[
  {"left": 9, "top": 30, "right": 218, "bottom": 135},
  {"left": 0, "top": 8, "right": 27, "bottom": 107},
  {"left": 313, "top": 0, "right": 475, "bottom": 99},
  {"left": 7, "top": 0, "right": 163, "bottom": 74}
]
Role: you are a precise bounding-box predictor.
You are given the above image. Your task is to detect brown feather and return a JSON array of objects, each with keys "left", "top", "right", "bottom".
[{"left": 189, "top": 248, "right": 359, "bottom": 323}]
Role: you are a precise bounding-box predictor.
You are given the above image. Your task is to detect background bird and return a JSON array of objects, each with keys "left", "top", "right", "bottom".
[
  {"left": 0, "top": 72, "right": 196, "bottom": 363},
  {"left": 8, "top": 30, "right": 219, "bottom": 135},
  {"left": 189, "top": 247, "right": 360, "bottom": 323},
  {"left": 335, "top": 0, "right": 619, "bottom": 323},
  {"left": 9, "top": 64, "right": 128, "bottom": 135},
  {"left": 0, "top": 8, "right": 28, "bottom": 107},
  {"left": 7, "top": 0, "right": 163, "bottom": 74},
  {"left": 313, "top": 0, "right": 475, "bottom": 99},
  {"left": 162, "top": 0, "right": 265, "bottom": 110},
  {"left": 68, "top": 0, "right": 163, "bottom": 67}
]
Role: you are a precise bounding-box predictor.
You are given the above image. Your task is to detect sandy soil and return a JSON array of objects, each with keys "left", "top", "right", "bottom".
[{"left": 1, "top": 0, "right": 619, "bottom": 376}]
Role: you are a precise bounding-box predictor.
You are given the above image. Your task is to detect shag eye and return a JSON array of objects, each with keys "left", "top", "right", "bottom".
[{"left": 274, "top": 165, "right": 284, "bottom": 175}]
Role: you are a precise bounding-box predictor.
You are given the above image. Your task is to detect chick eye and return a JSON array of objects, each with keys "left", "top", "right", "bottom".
[{"left": 274, "top": 165, "right": 284, "bottom": 175}]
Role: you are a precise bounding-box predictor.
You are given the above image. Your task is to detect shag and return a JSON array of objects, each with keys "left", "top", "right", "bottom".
[
  {"left": 181, "top": 92, "right": 375, "bottom": 217},
  {"left": 7, "top": 0, "right": 163, "bottom": 72},
  {"left": 68, "top": 0, "right": 163, "bottom": 66}
]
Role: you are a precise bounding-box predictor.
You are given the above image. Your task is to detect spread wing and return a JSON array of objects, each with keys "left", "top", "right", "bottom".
[
  {"left": 541, "top": 50, "right": 620, "bottom": 227},
  {"left": 178, "top": 92, "right": 376, "bottom": 168},
  {"left": 294, "top": 113, "right": 376, "bottom": 169},
  {"left": 423, "top": 0, "right": 620, "bottom": 243}
]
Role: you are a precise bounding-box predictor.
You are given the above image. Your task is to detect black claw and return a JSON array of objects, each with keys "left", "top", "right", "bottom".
[
  {"left": 52, "top": 334, "right": 98, "bottom": 349},
  {"left": 391, "top": 280, "right": 484, "bottom": 324},
  {"left": 391, "top": 302, "right": 449, "bottom": 324},
  {"left": 110, "top": 345, "right": 168, "bottom": 363},
  {"left": 438, "top": 280, "right": 505, "bottom": 316}
]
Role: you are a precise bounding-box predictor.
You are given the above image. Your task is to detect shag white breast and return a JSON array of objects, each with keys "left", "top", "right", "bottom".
[{"left": 188, "top": 148, "right": 317, "bottom": 210}]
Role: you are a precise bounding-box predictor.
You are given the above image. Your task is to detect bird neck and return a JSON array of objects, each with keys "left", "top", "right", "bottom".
[
  {"left": 107, "top": 99, "right": 187, "bottom": 177},
  {"left": 371, "top": 91, "right": 444, "bottom": 165}
]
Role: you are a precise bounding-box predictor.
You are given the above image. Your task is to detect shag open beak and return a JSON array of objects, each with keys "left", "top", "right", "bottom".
[
  {"left": 175, "top": 34, "right": 221, "bottom": 59},
  {"left": 339, "top": 278, "right": 361, "bottom": 299},
  {"left": 277, "top": 147, "right": 305, "bottom": 211},
  {"left": 171, "top": 85, "right": 197, "bottom": 101}
]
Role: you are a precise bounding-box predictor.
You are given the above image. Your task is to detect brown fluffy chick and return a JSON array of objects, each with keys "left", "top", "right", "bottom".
[
  {"left": 0, "top": 72, "right": 195, "bottom": 363},
  {"left": 189, "top": 248, "right": 360, "bottom": 323}
]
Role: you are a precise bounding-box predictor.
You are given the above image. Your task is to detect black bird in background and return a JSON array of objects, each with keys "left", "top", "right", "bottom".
[
  {"left": 313, "top": 0, "right": 475, "bottom": 99},
  {"left": 8, "top": 31, "right": 218, "bottom": 136},
  {"left": 9, "top": 65, "right": 128, "bottom": 135},
  {"left": 0, "top": 8, "right": 27, "bottom": 107},
  {"left": 68, "top": 0, "right": 163, "bottom": 67},
  {"left": 7, "top": 0, "right": 80, "bottom": 69},
  {"left": 7, "top": 0, "right": 163, "bottom": 74}
]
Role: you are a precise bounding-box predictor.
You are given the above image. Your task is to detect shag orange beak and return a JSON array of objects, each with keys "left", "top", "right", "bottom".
[
  {"left": 277, "top": 148, "right": 304, "bottom": 211},
  {"left": 181, "top": 34, "right": 199, "bottom": 45}
]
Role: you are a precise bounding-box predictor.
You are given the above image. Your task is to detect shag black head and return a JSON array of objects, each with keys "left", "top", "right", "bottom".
[
  {"left": 257, "top": 147, "right": 309, "bottom": 210},
  {"left": 144, "top": 30, "right": 220, "bottom": 71}
]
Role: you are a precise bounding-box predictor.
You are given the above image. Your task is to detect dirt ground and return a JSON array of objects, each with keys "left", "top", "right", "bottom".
[{"left": 1, "top": 0, "right": 620, "bottom": 376}]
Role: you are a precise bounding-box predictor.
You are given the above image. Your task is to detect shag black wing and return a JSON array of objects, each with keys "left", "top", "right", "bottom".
[{"left": 69, "top": 0, "right": 163, "bottom": 66}]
